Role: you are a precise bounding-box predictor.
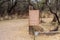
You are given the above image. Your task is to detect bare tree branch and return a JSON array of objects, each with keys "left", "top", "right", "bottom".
[{"left": 45, "top": 0, "right": 60, "bottom": 24}]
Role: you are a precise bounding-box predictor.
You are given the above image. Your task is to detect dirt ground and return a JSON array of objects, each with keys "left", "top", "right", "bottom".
[{"left": 0, "top": 19, "right": 60, "bottom": 40}]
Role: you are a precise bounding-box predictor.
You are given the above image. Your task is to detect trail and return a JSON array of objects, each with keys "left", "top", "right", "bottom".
[{"left": 0, "top": 19, "right": 60, "bottom": 40}]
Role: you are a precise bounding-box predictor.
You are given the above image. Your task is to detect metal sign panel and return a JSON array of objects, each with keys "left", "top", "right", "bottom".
[{"left": 29, "top": 10, "right": 39, "bottom": 26}]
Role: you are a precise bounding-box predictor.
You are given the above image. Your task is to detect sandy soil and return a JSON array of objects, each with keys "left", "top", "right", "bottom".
[
  {"left": 0, "top": 19, "right": 33, "bottom": 40},
  {"left": 0, "top": 19, "right": 60, "bottom": 40}
]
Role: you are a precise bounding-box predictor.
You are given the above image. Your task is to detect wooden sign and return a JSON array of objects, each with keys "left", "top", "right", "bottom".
[{"left": 29, "top": 10, "right": 39, "bottom": 26}]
